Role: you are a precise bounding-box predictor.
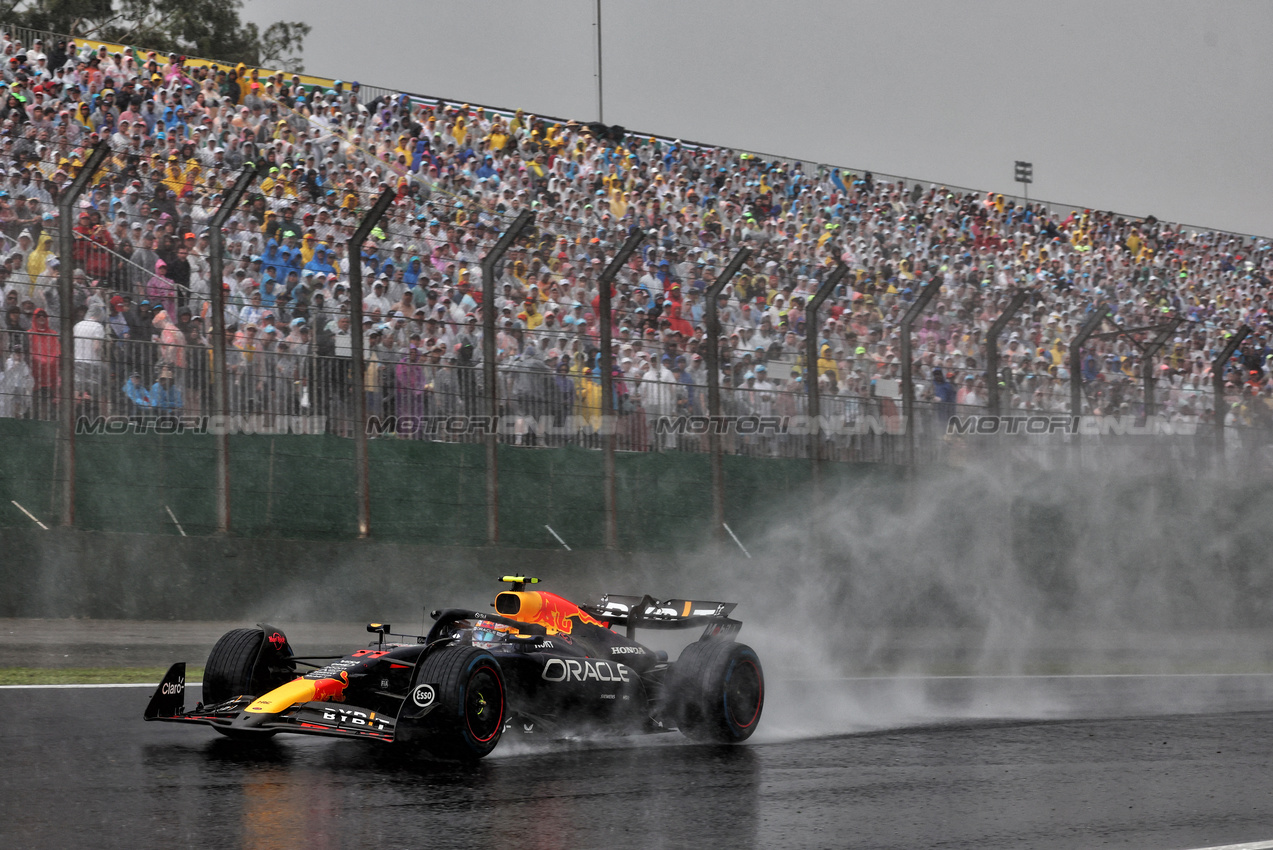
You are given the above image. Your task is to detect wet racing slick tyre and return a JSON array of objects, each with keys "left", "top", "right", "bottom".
[
  {"left": 412, "top": 646, "right": 506, "bottom": 760},
  {"left": 667, "top": 640, "right": 764, "bottom": 743},
  {"left": 202, "top": 627, "right": 294, "bottom": 705}
]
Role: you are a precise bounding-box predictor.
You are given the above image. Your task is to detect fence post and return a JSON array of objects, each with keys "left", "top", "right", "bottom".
[
  {"left": 56, "top": 139, "right": 111, "bottom": 528},
  {"left": 1141, "top": 318, "right": 1182, "bottom": 419},
  {"left": 806, "top": 263, "right": 848, "bottom": 493},
  {"left": 597, "top": 226, "right": 646, "bottom": 551},
  {"left": 480, "top": 210, "right": 533, "bottom": 546},
  {"left": 1068, "top": 302, "right": 1110, "bottom": 422},
  {"left": 206, "top": 164, "right": 263, "bottom": 535},
  {"left": 986, "top": 289, "right": 1031, "bottom": 416},
  {"left": 1065, "top": 301, "right": 1111, "bottom": 468},
  {"left": 1211, "top": 324, "right": 1251, "bottom": 463},
  {"left": 347, "top": 187, "right": 397, "bottom": 539},
  {"left": 898, "top": 277, "right": 942, "bottom": 466},
  {"left": 704, "top": 248, "right": 751, "bottom": 545}
]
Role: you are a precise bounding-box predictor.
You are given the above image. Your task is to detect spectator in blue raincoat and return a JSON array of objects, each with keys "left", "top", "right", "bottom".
[
  {"left": 123, "top": 372, "right": 153, "bottom": 410},
  {"left": 932, "top": 367, "right": 956, "bottom": 426},
  {"left": 150, "top": 366, "right": 183, "bottom": 411}
]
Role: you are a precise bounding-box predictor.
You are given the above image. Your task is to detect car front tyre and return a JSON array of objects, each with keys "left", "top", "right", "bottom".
[{"left": 411, "top": 646, "right": 506, "bottom": 760}]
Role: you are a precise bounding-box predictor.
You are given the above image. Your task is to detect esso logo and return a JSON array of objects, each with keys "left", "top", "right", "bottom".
[
  {"left": 161, "top": 679, "right": 185, "bottom": 695},
  {"left": 411, "top": 684, "right": 436, "bottom": 708}
]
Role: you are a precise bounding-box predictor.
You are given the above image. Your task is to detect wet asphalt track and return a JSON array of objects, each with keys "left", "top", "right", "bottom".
[{"left": 4, "top": 676, "right": 1273, "bottom": 850}]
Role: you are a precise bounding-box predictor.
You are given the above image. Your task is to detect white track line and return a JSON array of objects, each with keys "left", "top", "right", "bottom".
[
  {"left": 7, "top": 672, "right": 1273, "bottom": 690},
  {"left": 0, "top": 683, "right": 202, "bottom": 690},
  {"left": 780, "top": 673, "right": 1273, "bottom": 682},
  {"left": 1182, "top": 842, "right": 1273, "bottom": 850}
]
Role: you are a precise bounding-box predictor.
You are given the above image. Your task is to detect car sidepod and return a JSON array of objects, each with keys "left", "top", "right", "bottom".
[{"left": 491, "top": 637, "right": 650, "bottom": 735}]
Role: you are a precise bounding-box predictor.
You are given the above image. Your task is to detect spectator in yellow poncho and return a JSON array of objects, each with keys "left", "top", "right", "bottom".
[
  {"left": 575, "top": 364, "right": 602, "bottom": 434},
  {"left": 161, "top": 156, "right": 186, "bottom": 195},
  {"left": 522, "top": 299, "right": 544, "bottom": 331},
  {"left": 26, "top": 232, "right": 52, "bottom": 280},
  {"left": 817, "top": 344, "right": 840, "bottom": 382},
  {"left": 1049, "top": 338, "right": 1065, "bottom": 366},
  {"left": 510, "top": 109, "right": 527, "bottom": 135},
  {"left": 486, "top": 121, "right": 510, "bottom": 152},
  {"left": 259, "top": 166, "right": 282, "bottom": 195}
]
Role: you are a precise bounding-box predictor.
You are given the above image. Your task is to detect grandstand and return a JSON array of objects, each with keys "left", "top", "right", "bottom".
[{"left": 1, "top": 22, "right": 1271, "bottom": 478}]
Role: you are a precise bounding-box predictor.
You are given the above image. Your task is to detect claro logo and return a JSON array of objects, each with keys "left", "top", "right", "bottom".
[
  {"left": 541, "top": 658, "right": 630, "bottom": 683},
  {"left": 161, "top": 678, "right": 185, "bottom": 695}
]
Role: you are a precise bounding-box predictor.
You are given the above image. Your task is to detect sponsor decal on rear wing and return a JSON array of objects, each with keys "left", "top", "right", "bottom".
[{"left": 581, "top": 594, "right": 742, "bottom": 639}]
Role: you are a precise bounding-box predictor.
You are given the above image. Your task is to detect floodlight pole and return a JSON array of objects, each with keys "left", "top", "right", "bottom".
[
  {"left": 595, "top": 0, "right": 604, "bottom": 123},
  {"left": 1014, "top": 160, "right": 1033, "bottom": 203},
  {"left": 347, "top": 187, "right": 398, "bottom": 538}
]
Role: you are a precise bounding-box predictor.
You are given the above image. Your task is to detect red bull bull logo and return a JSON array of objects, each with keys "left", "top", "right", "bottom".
[
  {"left": 495, "top": 591, "right": 609, "bottom": 635},
  {"left": 310, "top": 671, "right": 349, "bottom": 703}
]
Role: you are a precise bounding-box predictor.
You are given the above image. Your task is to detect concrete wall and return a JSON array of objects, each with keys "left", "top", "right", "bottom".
[{"left": 0, "top": 526, "right": 711, "bottom": 622}]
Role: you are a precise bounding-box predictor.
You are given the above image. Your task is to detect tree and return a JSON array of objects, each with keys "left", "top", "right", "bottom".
[
  {"left": 257, "top": 21, "right": 311, "bottom": 74},
  {"left": 2, "top": 0, "right": 311, "bottom": 71}
]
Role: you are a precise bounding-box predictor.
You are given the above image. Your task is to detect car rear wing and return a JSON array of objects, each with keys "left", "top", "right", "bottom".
[{"left": 580, "top": 594, "right": 741, "bottom": 640}]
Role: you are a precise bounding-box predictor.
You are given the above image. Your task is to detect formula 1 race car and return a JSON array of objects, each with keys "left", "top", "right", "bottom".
[{"left": 145, "top": 577, "right": 764, "bottom": 759}]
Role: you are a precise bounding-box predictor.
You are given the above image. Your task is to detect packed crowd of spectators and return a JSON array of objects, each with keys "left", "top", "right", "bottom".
[{"left": 1, "top": 29, "right": 1272, "bottom": 454}]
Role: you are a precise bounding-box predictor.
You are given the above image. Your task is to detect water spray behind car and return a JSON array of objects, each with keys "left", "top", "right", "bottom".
[{"left": 680, "top": 443, "right": 1273, "bottom": 739}]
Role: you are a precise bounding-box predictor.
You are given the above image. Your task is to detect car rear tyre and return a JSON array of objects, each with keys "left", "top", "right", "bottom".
[
  {"left": 412, "top": 646, "right": 506, "bottom": 760},
  {"left": 203, "top": 627, "right": 294, "bottom": 706},
  {"left": 667, "top": 640, "right": 764, "bottom": 743}
]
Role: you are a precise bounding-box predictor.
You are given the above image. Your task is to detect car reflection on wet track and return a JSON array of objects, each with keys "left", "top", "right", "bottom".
[{"left": 5, "top": 678, "right": 1273, "bottom": 850}]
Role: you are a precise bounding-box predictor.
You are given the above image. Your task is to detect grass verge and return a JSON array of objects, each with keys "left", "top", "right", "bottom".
[{"left": 0, "top": 667, "right": 204, "bottom": 685}]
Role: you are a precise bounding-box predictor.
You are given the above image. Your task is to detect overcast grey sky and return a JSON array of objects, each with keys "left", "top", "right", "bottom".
[{"left": 241, "top": 0, "right": 1273, "bottom": 237}]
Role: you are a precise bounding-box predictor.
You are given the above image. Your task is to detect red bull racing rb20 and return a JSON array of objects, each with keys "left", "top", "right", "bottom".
[{"left": 145, "top": 577, "right": 765, "bottom": 759}]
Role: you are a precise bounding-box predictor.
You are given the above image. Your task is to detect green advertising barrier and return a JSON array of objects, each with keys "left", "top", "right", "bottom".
[
  {"left": 498, "top": 443, "right": 605, "bottom": 550},
  {"left": 76, "top": 430, "right": 218, "bottom": 536},
  {"left": 369, "top": 439, "right": 486, "bottom": 546},
  {"left": 616, "top": 450, "right": 714, "bottom": 552},
  {"left": 0, "top": 419, "right": 898, "bottom": 549},
  {"left": 0, "top": 418, "right": 58, "bottom": 530},
  {"left": 227, "top": 434, "right": 357, "bottom": 540}
]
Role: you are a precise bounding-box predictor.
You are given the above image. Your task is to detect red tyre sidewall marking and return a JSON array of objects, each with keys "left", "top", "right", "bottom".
[{"left": 725, "top": 657, "right": 763, "bottom": 729}]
